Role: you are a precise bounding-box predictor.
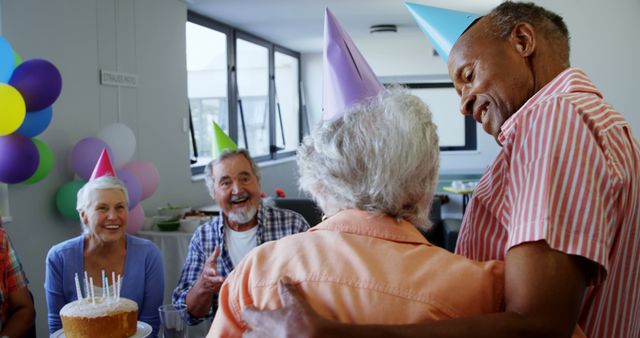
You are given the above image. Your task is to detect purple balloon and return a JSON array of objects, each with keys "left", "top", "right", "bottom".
[
  {"left": 70, "top": 137, "right": 112, "bottom": 181},
  {"left": 9, "top": 59, "right": 62, "bottom": 112},
  {"left": 0, "top": 134, "right": 39, "bottom": 184},
  {"left": 122, "top": 160, "right": 160, "bottom": 200},
  {"left": 117, "top": 169, "right": 142, "bottom": 210}
]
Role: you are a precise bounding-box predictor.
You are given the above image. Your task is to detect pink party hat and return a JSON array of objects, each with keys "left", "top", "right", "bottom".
[
  {"left": 406, "top": 2, "right": 479, "bottom": 62},
  {"left": 89, "top": 148, "right": 116, "bottom": 181},
  {"left": 322, "top": 8, "right": 384, "bottom": 121}
]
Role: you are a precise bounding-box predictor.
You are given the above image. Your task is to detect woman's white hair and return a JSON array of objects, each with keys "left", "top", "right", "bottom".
[
  {"left": 76, "top": 176, "right": 129, "bottom": 234},
  {"left": 298, "top": 87, "right": 439, "bottom": 228}
]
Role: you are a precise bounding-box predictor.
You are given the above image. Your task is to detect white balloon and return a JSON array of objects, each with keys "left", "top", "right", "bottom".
[{"left": 97, "top": 123, "right": 136, "bottom": 169}]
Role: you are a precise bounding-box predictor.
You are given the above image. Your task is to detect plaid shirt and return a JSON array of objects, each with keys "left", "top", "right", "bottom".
[
  {"left": 0, "top": 228, "right": 28, "bottom": 328},
  {"left": 172, "top": 203, "right": 309, "bottom": 324}
]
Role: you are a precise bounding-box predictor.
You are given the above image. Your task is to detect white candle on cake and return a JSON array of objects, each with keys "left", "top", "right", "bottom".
[
  {"left": 89, "top": 277, "right": 95, "bottom": 304},
  {"left": 117, "top": 274, "right": 121, "bottom": 300},
  {"left": 112, "top": 271, "right": 116, "bottom": 300},
  {"left": 84, "top": 271, "right": 90, "bottom": 301},
  {"left": 74, "top": 273, "right": 83, "bottom": 300},
  {"left": 101, "top": 270, "right": 106, "bottom": 298}
]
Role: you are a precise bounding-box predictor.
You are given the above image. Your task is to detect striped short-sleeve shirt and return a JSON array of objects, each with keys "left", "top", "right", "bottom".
[{"left": 456, "top": 68, "right": 640, "bottom": 338}]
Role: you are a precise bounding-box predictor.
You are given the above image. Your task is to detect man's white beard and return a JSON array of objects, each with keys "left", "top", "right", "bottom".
[{"left": 227, "top": 204, "right": 258, "bottom": 224}]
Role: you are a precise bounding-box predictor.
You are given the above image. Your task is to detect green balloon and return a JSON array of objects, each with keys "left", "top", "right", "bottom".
[
  {"left": 14, "top": 51, "right": 21, "bottom": 67},
  {"left": 23, "top": 138, "right": 53, "bottom": 185},
  {"left": 55, "top": 180, "right": 85, "bottom": 221}
]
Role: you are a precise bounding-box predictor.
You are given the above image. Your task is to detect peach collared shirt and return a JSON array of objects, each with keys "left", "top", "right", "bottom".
[{"left": 208, "top": 209, "right": 505, "bottom": 337}]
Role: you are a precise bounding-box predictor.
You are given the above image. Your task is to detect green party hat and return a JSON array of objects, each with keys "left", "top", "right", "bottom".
[{"left": 212, "top": 121, "right": 237, "bottom": 158}]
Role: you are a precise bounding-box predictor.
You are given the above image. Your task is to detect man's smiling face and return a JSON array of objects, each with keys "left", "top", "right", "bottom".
[{"left": 211, "top": 154, "right": 261, "bottom": 226}]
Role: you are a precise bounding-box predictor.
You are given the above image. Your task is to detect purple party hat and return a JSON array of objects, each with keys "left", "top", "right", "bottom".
[{"left": 322, "top": 8, "right": 384, "bottom": 121}]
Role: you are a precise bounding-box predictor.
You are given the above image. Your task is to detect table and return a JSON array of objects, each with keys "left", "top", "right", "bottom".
[
  {"left": 136, "top": 230, "right": 213, "bottom": 337},
  {"left": 442, "top": 186, "right": 474, "bottom": 214},
  {"left": 137, "top": 230, "right": 194, "bottom": 304}
]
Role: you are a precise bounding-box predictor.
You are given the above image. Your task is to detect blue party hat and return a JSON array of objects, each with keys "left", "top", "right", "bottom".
[{"left": 406, "top": 2, "right": 479, "bottom": 62}]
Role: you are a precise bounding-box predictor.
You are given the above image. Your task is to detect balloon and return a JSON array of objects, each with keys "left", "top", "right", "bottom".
[
  {"left": 15, "top": 106, "right": 52, "bottom": 138},
  {"left": 117, "top": 169, "right": 142, "bottom": 210},
  {"left": 97, "top": 123, "right": 136, "bottom": 169},
  {"left": 14, "top": 51, "right": 22, "bottom": 68},
  {"left": 122, "top": 160, "right": 159, "bottom": 200},
  {"left": 0, "top": 84, "right": 26, "bottom": 136},
  {"left": 126, "top": 204, "right": 145, "bottom": 235},
  {"left": 55, "top": 180, "right": 85, "bottom": 221},
  {"left": 23, "top": 138, "right": 53, "bottom": 185},
  {"left": 9, "top": 58, "right": 62, "bottom": 112},
  {"left": 70, "top": 137, "right": 112, "bottom": 181},
  {"left": 0, "top": 36, "right": 14, "bottom": 83},
  {"left": 0, "top": 134, "right": 38, "bottom": 184}
]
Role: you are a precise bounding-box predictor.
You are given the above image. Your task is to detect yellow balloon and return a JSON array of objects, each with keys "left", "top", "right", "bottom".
[{"left": 0, "top": 84, "right": 26, "bottom": 136}]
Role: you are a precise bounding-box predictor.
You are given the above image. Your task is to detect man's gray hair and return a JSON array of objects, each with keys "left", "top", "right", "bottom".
[
  {"left": 204, "top": 149, "right": 261, "bottom": 194},
  {"left": 298, "top": 87, "right": 440, "bottom": 228},
  {"left": 485, "top": 1, "right": 570, "bottom": 65},
  {"left": 76, "top": 175, "right": 129, "bottom": 234}
]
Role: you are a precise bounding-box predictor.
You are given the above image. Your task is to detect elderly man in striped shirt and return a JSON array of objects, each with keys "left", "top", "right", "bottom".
[
  {"left": 172, "top": 149, "right": 309, "bottom": 326},
  {"left": 241, "top": 2, "right": 640, "bottom": 338}
]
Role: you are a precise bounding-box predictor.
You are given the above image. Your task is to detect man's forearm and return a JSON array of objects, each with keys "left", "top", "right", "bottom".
[
  {"left": 321, "top": 311, "right": 565, "bottom": 338},
  {"left": 185, "top": 281, "right": 216, "bottom": 318},
  {"left": 1, "top": 305, "right": 36, "bottom": 338}
]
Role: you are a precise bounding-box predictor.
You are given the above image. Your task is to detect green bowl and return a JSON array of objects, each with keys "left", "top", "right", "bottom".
[{"left": 156, "top": 220, "right": 180, "bottom": 231}]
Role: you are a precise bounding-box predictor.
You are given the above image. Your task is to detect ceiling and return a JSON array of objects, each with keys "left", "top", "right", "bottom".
[{"left": 185, "top": 0, "right": 501, "bottom": 54}]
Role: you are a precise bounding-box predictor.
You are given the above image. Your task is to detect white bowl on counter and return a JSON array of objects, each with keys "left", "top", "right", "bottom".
[{"left": 179, "top": 216, "right": 209, "bottom": 233}]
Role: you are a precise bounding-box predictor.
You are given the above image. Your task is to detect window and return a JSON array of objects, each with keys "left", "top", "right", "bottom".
[
  {"left": 274, "top": 50, "right": 300, "bottom": 153},
  {"left": 186, "top": 20, "right": 229, "bottom": 169},
  {"left": 236, "top": 37, "right": 270, "bottom": 157},
  {"left": 404, "top": 83, "right": 476, "bottom": 151},
  {"left": 186, "top": 12, "right": 302, "bottom": 175}
]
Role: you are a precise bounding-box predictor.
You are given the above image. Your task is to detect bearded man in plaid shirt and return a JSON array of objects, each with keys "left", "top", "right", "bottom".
[{"left": 172, "top": 149, "right": 309, "bottom": 325}]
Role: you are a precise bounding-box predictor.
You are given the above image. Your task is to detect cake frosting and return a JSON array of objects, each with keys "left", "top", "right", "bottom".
[{"left": 60, "top": 296, "right": 137, "bottom": 317}]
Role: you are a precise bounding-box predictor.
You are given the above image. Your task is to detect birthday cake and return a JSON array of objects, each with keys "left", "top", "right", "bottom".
[{"left": 60, "top": 296, "right": 138, "bottom": 338}]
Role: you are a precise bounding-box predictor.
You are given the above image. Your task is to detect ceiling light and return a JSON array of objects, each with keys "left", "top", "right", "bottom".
[{"left": 369, "top": 24, "right": 397, "bottom": 34}]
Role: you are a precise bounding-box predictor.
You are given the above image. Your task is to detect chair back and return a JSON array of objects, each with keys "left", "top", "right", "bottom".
[{"left": 273, "top": 198, "right": 323, "bottom": 227}]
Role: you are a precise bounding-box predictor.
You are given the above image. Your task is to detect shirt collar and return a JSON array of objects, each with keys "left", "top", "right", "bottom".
[
  {"left": 309, "top": 209, "right": 430, "bottom": 246},
  {"left": 498, "top": 67, "right": 601, "bottom": 144}
]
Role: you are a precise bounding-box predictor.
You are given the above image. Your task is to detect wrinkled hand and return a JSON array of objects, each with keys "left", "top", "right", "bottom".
[
  {"left": 198, "top": 245, "right": 225, "bottom": 293},
  {"left": 242, "top": 277, "right": 329, "bottom": 338}
]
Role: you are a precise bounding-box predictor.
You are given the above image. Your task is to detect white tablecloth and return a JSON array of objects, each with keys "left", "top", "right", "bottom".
[
  {"left": 136, "top": 230, "right": 213, "bottom": 337},
  {"left": 137, "top": 230, "right": 194, "bottom": 304}
]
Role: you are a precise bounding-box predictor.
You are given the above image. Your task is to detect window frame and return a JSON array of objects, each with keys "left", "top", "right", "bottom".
[
  {"left": 187, "top": 11, "right": 302, "bottom": 175},
  {"left": 404, "top": 82, "right": 477, "bottom": 151}
]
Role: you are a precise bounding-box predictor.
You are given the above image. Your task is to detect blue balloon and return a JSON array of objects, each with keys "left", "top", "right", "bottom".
[
  {"left": 15, "top": 106, "right": 53, "bottom": 138},
  {"left": 0, "top": 36, "right": 15, "bottom": 83}
]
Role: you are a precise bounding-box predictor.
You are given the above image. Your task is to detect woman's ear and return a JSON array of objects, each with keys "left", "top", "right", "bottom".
[
  {"left": 511, "top": 22, "right": 536, "bottom": 57},
  {"left": 80, "top": 210, "right": 89, "bottom": 226}
]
